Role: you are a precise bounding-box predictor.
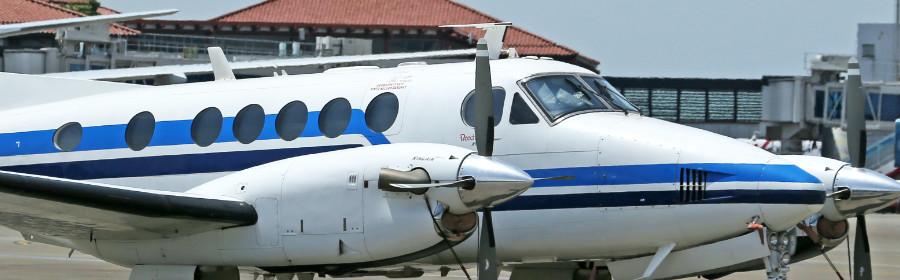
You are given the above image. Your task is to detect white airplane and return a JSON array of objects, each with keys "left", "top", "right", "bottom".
[{"left": 0, "top": 23, "right": 897, "bottom": 280}]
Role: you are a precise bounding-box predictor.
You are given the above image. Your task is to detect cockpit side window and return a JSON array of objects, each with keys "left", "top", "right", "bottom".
[
  {"left": 510, "top": 93, "right": 539, "bottom": 125},
  {"left": 581, "top": 76, "right": 639, "bottom": 112},
  {"left": 523, "top": 75, "right": 611, "bottom": 121},
  {"left": 461, "top": 87, "right": 506, "bottom": 127}
]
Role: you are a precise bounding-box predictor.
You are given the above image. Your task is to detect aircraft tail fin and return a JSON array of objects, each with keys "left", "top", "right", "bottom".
[{"left": 0, "top": 72, "right": 143, "bottom": 111}]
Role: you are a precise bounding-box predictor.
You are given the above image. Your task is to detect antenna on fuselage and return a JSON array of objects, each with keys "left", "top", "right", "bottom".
[
  {"left": 440, "top": 22, "right": 511, "bottom": 60},
  {"left": 207, "top": 47, "right": 236, "bottom": 81}
]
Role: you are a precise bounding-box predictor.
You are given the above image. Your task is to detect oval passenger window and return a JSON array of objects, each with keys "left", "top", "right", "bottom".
[
  {"left": 233, "top": 104, "right": 265, "bottom": 144},
  {"left": 461, "top": 88, "right": 506, "bottom": 127},
  {"left": 53, "top": 122, "right": 82, "bottom": 152},
  {"left": 191, "top": 107, "right": 223, "bottom": 147},
  {"left": 275, "top": 101, "right": 308, "bottom": 141},
  {"left": 319, "top": 98, "right": 352, "bottom": 138},
  {"left": 125, "top": 111, "right": 155, "bottom": 151},
  {"left": 365, "top": 92, "right": 399, "bottom": 133}
]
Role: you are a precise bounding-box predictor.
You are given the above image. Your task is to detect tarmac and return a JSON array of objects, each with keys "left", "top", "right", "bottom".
[{"left": 0, "top": 215, "right": 897, "bottom": 280}]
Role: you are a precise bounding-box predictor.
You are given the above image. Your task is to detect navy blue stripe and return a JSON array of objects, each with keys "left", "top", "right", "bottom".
[
  {"left": 0, "top": 145, "right": 361, "bottom": 180},
  {"left": 493, "top": 189, "right": 825, "bottom": 211}
]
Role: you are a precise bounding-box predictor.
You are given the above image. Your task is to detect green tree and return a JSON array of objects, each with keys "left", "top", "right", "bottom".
[{"left": 61, "top": 0, "right": 102, "bottom": 16}]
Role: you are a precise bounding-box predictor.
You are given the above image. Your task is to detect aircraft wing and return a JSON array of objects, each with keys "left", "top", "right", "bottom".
[
  {"left": 42, "top": 49, "right": 476, "bottom": 82},
  {"left": 0, "top": 170, "right": 256, "bottom": 241},
  {"left": 0, "top": 9, "right": 178, "bottom": 38}
]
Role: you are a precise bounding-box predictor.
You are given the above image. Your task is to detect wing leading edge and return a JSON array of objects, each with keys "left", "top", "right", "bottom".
[
  {"left": 0, "top": 170, "right": 256, "bottom": 240},
  {"left": 43, "top": 49, "right": 477, "bottom": 82},
  {"left": 0, "top": 9, "right": 178, "bottom": 38}
]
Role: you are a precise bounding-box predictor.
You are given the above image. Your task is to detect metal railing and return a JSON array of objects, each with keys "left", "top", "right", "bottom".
[
  {"left": 124, "top": 33, "right": 316, "bottom": 58},
  {"left": 812, "top": 83, "right": 900, "bottom": 131}
]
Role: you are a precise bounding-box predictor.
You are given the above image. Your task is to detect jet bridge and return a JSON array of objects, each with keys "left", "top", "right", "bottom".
[
  {"left": 606, "top": 71, "right": 899, "bottom": 171},
  {"left": 760, "top": 76, "right": 900, "bottom": 171}
]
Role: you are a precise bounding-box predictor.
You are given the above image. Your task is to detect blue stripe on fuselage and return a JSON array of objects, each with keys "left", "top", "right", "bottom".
[
  {"left": 0, "top": 109, "right": 388, "bottom": 156},
  {"left": 528, "top": 163, "right": 820, "bottom": 187}
]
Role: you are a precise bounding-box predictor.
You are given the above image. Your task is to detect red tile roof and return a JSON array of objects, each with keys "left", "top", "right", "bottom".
[
  {"left": 214, "top": 0, "right": 496, "bottom": 27},
  {"left": 0, "top": 0, "right": 138, "bottom": 35},
  {"left": 96, "top": 6, "right": 121, "bottom": 16},
  {"left": 212, "top": 0, "right": 596, "bottom": 64}
]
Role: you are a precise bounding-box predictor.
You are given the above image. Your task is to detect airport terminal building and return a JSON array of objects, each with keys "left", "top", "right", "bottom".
[{"left": 0, "top": 0, "right": 598, "bottom": 73}]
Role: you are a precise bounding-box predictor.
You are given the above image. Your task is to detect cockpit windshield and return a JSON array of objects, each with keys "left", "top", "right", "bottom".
[
  {"left": 523, "top": 75, "right": 610, "bottom": 120},
  {"left": 522, "top": 74, "right": 639, "bottom": 121},
  {"left": 580, "top": 76, "right": 639, "bottom": 112}
]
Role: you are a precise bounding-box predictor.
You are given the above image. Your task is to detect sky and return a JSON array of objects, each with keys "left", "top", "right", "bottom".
[{"left": 98, "top": 0, "right": 897, "bottom": 78}]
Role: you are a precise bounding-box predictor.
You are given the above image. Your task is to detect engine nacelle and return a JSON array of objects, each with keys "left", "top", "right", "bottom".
[{"left": 103, "top": 143, "right": 528, "bottom": 273}]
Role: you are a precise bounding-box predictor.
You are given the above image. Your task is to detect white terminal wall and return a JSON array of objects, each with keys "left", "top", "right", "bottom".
[{"left": 859, "top": 23, "right": 899, "bottom": 82}]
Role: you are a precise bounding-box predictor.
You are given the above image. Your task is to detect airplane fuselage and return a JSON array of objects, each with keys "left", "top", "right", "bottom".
[{"left": 0, "top": 58, "right": 825, "bottom": 271}]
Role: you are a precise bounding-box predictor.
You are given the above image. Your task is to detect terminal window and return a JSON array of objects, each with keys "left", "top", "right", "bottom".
[{"left": 862, "top": 44, "right": 875, "bottom": 59}]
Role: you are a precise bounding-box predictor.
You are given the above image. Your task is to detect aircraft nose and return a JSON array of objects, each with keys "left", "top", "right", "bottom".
[
  {"left": 757, "top": 158, "right": 827, "bottom": 231},
  {"left": 830, "top": 166, "right": 900, "bottom": 217}
]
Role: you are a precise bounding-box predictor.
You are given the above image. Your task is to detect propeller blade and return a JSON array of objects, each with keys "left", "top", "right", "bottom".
[
  {"left": 845, "top": 57, "right": 865, "bottom": 168},
  {"left": 853, "top": 215, "right": 872, "bottom": 280},
  {"left": 474, "top": 38, "right": 494, "bottom": 157},
  {"left": 477, "top": 207, "right": 498, "bottom": 280},
  {"left": 826, "top": 187, "right": 851, "bottom": 199},
  {"left": 534, "top": 176, "right": 576, "bottom": 181},
  {"left": 845, "top": 57, "right": 874, "bottom": 280},
  {"left": 389, "top": 177, "right": 476, "bottom": 190}
]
